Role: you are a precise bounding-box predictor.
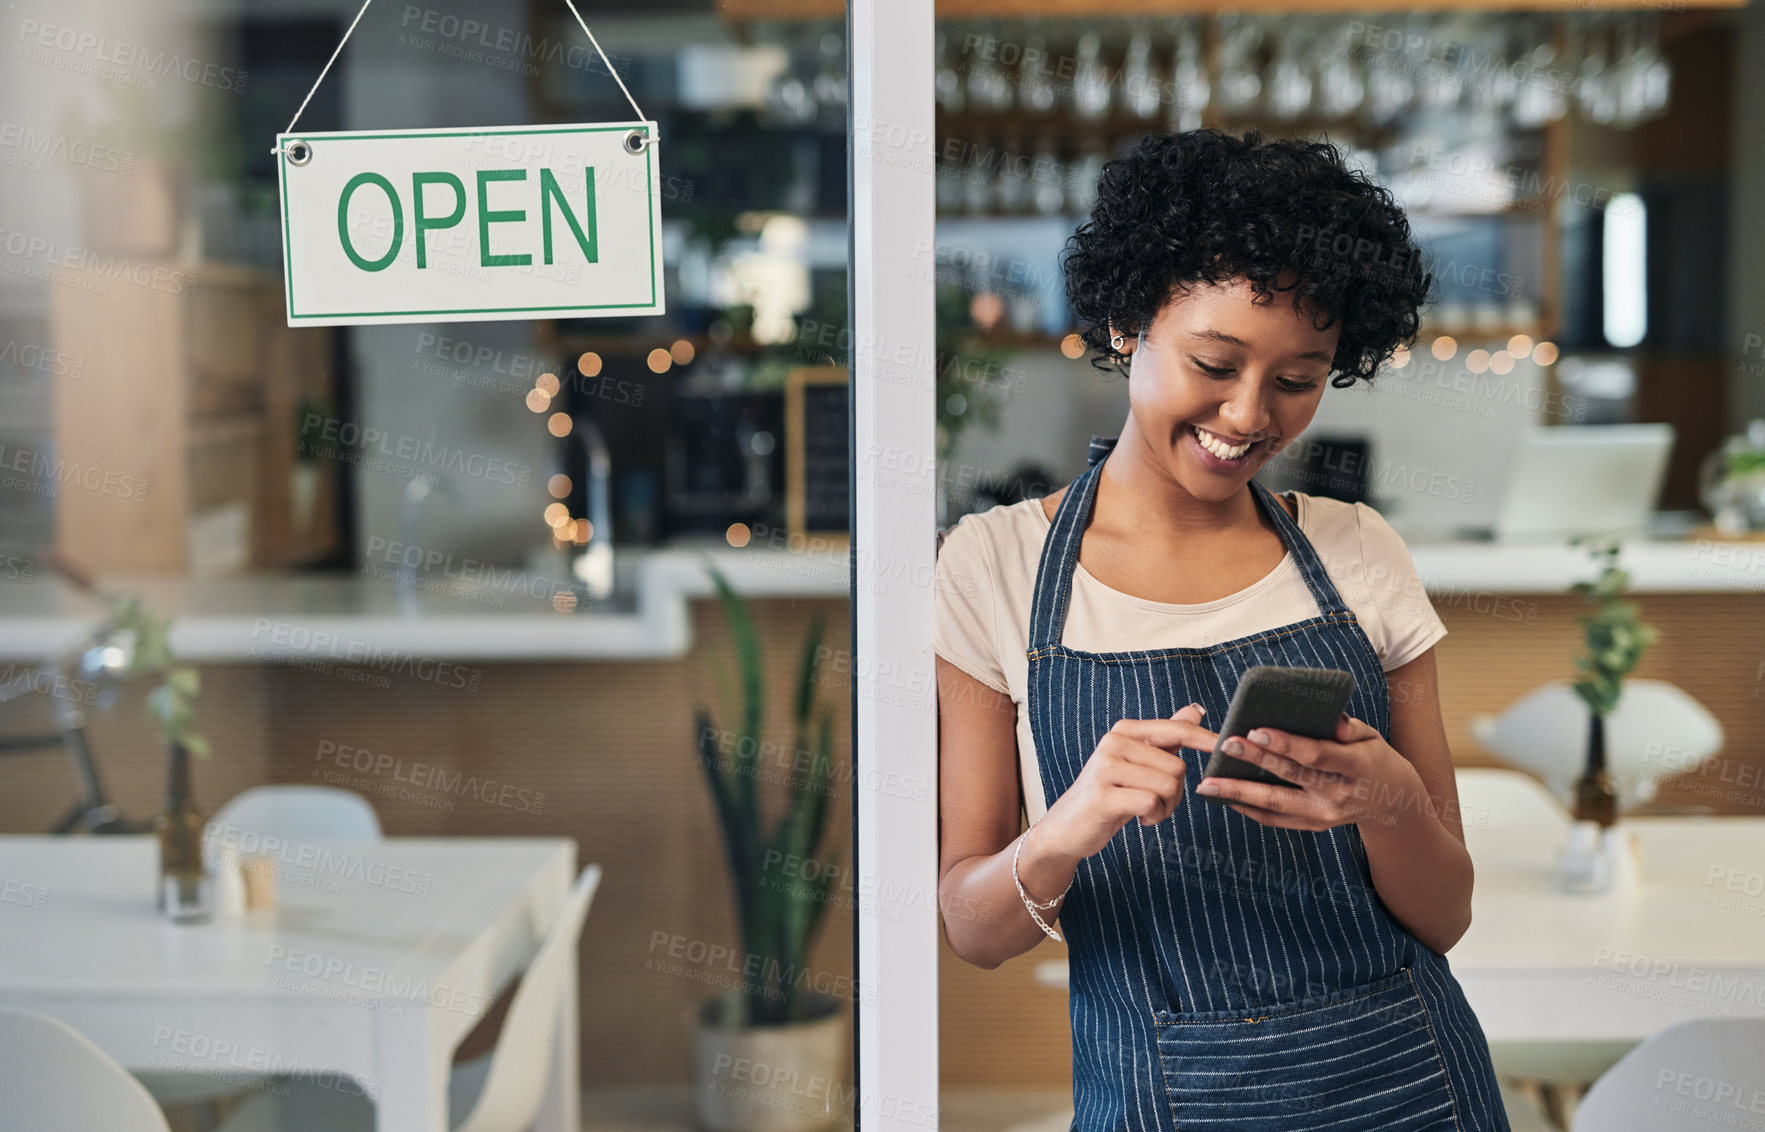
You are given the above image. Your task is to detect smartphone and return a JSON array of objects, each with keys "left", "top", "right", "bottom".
[{"left": 1197, "top": 665, "right": 1357, "bottom": 802}]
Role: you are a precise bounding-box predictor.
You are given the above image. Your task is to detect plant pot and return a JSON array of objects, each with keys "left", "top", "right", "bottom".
[{"left": 693, "top": 987, "right": 847, "bottom": 1132}]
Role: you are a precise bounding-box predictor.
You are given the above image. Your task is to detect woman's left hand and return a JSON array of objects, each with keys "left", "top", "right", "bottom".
[{"left": 1193, "top": 714, "right": 1428, "bottom": 832}]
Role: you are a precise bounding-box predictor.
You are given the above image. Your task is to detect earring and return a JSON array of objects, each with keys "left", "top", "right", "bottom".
[{"left": 1109, "top": 332, "right": 1126, "bottom": 351}]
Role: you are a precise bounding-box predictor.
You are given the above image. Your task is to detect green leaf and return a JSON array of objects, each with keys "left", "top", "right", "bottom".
[
  {"left": 803, "top": 708, "right": 837, "bottom": 860},
  {"left": 695, "top": 709, "right": 757, "bottom": 946},
  {"left": 704, "top": 647, "right": 738, "bottom": 744},
  {"left": 794, "top": 610, "right": 826, "bottom": 730},
  {"left": 144, "top": 684, "right": 174, "bottom": 723},
  {"left": 706, "top": 563, "right": 765, "bottom": 817}
]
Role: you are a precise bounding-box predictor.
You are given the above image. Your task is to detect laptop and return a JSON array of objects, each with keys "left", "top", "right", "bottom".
[{"left": 1491, "top": 424, "right": 1675, "bottom": 543}]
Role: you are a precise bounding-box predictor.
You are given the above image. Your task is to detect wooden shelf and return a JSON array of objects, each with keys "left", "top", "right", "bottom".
[{"left": 50, "top": 260, "right": 341, "bottom": 575}]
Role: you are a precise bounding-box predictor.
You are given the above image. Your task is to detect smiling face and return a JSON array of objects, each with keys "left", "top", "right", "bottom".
[{"left": 1120, "top": 275, "right": 1341, "bottom": 503}]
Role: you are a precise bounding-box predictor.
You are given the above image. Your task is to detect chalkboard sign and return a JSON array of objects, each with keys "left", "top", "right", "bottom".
[{"left": 786, "top": 367, "right": 849, "bottom": 544}]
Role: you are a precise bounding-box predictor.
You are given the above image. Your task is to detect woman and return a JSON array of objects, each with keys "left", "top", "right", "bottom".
[{"left": 934, "top": 129, "right": 1510, "bottom": 1131}]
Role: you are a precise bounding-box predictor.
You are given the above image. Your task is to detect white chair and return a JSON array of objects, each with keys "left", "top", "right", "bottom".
[
  {"left": 0, "top": 1010, "right": 172, "bottom": 1132},
  {"left": 209, "top": 785, "right": 384, "bottom": 842},
  {"left": 1568, "top": 1018, "right": 1765, "bottom": 1131},
  {"left": 1470, "top": 680, "right": 1724, "bottom": 810},
  {"left": 141, "top": 785, "right": 383, "bottom": 1117},
  {"left": 217, "top": 863, "right": 604, "bottom": 1132}
]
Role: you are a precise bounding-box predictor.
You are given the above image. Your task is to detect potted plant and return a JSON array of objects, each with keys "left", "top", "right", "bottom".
[
  {"left": 112, "top": 594, "right": 212, "bottom": 920},
  {"left": 1558, "top": 537, "right": 1658, "bottom": 892},
  {"left": 1698, "top": 418, "right": 1765, "bottom": 534},
  {"left": 691, "top": 564, "right": 846, "bottom": 1132}
]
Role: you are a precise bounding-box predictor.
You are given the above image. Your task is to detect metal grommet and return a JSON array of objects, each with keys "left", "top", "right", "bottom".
[
  {"left": 623, "top": 130, "right": 648, "bottom": 155},
  {"left": 286, "top": 140, "right": 313, "bottom": 166}
]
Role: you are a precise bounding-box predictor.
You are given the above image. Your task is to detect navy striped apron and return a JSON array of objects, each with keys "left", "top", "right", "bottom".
[{"left": 1028, "top": 435, "right": 1510, "bottom": 1132}]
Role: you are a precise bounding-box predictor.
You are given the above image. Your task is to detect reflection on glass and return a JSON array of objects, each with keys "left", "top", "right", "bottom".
[{"left": 3, "top": 1, "right": 855, "bottom": 1123}]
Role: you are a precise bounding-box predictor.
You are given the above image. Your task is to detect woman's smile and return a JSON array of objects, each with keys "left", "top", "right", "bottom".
[{"left": 1184, "top": 422, "right": 1271, "bottom": 472}]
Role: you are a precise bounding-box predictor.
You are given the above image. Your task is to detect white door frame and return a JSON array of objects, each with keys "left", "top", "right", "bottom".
[{"left": 849, "top": 0, "right": 939, "bottom": 1128}]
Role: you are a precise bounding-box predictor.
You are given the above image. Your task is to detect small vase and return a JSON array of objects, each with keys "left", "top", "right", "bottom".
[
  {"left": 1559, "top": 711, "right": 1622, "bottom": 894},
  {"left": 1571, "top": 711, "right": 1618, "bottom": 827},
  {"left": 156, "top": 741, "right": 212, "bottom": 923}
]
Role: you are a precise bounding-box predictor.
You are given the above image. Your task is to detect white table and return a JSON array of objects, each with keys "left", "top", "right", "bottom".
[
  {"left": 1033, "top": 769, "right": 1765, "bottom": 1066},
  {"left": 1450, "top": 768, "right": 1765, "bottom": 1046},
  {"left": 0, "top": 835, "right": 577, "bottom": 1132}
]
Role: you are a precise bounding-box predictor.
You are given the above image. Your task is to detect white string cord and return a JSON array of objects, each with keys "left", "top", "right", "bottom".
[
  {"left": 275, "top": 0, "right": 653, "bottom": 156},
  {"left": 280, "top": 0, "right": 378, "bottom": 142},
  {"left": 561, "top": 0, "right": 649, "bottom": 126}
]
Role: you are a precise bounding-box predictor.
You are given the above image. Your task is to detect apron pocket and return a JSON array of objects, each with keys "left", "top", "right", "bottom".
[{"left": 1151, "top": 967, "right": 1462, "bottom": 1131}]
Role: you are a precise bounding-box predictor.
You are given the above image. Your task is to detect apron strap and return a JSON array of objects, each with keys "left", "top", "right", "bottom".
[
  {"left": 1028, "top": 435, "right": 1353, "bottom": 652},
  {"left": 1026, "top": 438, "right": 1108, "bottom": 651},
  {"left": 1247, "top": 478, "right": 1352, "bottom": 618}
]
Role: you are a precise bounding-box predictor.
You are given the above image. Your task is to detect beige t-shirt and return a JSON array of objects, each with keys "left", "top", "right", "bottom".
[{"left": 932, "top": 489, "right": 1447, "bottom": 824}]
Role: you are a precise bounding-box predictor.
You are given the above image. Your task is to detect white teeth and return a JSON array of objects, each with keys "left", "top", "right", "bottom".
[{"left": 1192, "top": 425, "right": 1252, "bottom": 460}]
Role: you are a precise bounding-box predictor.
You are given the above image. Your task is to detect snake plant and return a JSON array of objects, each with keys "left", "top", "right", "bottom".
[{"left": 693, "top": 563, "right": 841, "bottom": 1026}]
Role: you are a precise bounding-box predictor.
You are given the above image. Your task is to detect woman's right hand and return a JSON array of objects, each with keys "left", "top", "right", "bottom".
[{"left": 1036, "top": 703, "right": 1217, "bottom": 862}]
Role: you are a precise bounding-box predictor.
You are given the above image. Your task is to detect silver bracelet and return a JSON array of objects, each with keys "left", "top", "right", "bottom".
[{"left": 1013, "top": 820, "right": 1071, "bottom": 942}]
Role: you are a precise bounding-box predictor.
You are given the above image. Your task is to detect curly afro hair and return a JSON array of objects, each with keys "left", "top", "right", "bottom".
[{"left": 1062, "top": 129, "right": 1432, "bottom": 388}]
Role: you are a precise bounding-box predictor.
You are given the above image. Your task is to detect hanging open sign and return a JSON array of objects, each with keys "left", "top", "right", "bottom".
[
  {"left": 276, "top": 121, "right": 663, "bottom": 326},
  {"left": 271, "top": 0, "right": 662, "bottom": 327}
]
